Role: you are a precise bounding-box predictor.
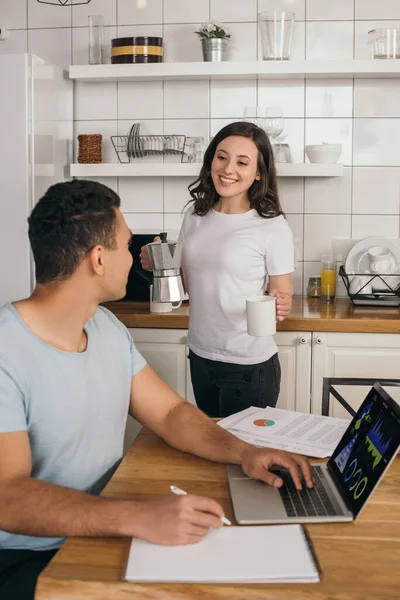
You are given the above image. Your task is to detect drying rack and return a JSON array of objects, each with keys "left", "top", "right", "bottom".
[
  {"left": 111, "top": 134, "right": 187, "bottom": 162},
  {"left": 339, "top": 265, "right": 400, "bottom": 307}
]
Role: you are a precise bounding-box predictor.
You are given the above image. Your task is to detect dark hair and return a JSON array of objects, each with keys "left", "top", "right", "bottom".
[
  {"left": 28, "top": 179, "right": 121, "bottom": 285},
  {"left": 188, "top": 121, "right": 284, "bottom": 219}
]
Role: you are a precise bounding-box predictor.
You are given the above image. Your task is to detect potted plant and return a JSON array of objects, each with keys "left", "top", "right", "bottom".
[{"left": 195, "top": 22, "right": 231, "bottom": 62}]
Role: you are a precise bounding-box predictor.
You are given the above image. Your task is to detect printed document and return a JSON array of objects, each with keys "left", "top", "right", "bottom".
[{"left": 218, "top": 406, "right": 350, "bottom": 458}]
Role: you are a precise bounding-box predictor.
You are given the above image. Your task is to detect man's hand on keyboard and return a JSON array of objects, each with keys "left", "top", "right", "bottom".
[{"left": 240, "top": 447, "right": 314, "bottom": 491}]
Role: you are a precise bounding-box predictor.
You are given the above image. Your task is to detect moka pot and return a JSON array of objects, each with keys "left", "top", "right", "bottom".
[{"left": 146, "top": 233, "right": 185, "bottom": 303}]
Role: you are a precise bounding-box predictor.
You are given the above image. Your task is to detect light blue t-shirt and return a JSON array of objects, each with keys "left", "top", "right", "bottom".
[{"left": 0, "top": 303, "right": 146, "bottom": 551}]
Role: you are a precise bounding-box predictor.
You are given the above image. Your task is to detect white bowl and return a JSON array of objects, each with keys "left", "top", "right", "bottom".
[{"left": 305, "top": 143, "right": 342, "bottom": 164}]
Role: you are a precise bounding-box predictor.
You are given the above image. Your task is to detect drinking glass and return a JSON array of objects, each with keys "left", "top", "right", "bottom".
[
  {"left": 258, "top": 11, "right": 295, "bottom": 60},
  {"left": 321, "top": 254, "right": 336, "bottom": 302},
  {"left": 243, "top": 106, "right": 263, "bottom": 127},
  {"left": 88, "top": 15, "right": 105, "bottom": 65},
  {"left": 264, "top": 107, "right": 284, "bottom": 144}
]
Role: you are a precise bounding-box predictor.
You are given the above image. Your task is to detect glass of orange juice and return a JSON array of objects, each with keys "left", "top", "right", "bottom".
[{"left": 321, "top": 255, "right": 336, "bottom": 302}]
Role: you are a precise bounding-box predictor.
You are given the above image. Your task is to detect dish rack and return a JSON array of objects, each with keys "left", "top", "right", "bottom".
[
  {"left": 111, "top": 134, "right": 187, "bottom": 162},
  {"left": 339, "top": 266, "right": 400, "bottom": 307}
]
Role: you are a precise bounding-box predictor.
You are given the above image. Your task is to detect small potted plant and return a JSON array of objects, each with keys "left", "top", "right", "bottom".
[{"left": 195, "top": 22, "right": 231, "bottom": 62}]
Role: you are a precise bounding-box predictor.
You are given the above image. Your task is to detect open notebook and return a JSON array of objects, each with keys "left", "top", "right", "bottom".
[{"left": 125, "top": 524, "right": 321, "bottom": 583}]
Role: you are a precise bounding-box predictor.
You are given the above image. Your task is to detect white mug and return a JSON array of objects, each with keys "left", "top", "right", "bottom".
[
  {"left": 150, "top": 285, "right": 182, "bottom": 313},
  {"left": 368, "top": 246, "right": 392, "bottom": 274},
  {"left": 246, "top": 295, "right": 276, "bottom": 337}
]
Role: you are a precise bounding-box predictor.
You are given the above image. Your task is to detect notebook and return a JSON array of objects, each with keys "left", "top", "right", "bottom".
[
  {"left": 125, "top": 524, "right": 321, "bottom": 583},
  {"left": 227, "top": 383, "right": 400, "bottom": 525}
]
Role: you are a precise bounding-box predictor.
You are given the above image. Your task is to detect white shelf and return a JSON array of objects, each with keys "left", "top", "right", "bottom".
[
  {"left": 69, "top": 60, "right": 400, "bottom": 82},
  {"left": 70, "top": 163, "right": 343, "bottom": 178}
]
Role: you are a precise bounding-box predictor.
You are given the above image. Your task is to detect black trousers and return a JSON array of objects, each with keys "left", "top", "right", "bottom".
[
  {"left": 189, "top": 350, "right": 281, "bottom": 418},
  {"left": 0, "top": 548, "right": 58, "bottom": 600}
]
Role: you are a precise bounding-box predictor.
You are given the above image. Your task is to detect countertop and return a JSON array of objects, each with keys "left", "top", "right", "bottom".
[{"left": 104, "top": 296, "right": 400, "bottom": 333}]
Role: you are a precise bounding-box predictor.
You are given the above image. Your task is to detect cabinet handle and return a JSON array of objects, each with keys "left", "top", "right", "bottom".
[
  {"left": 299, "top": 336, "right": 308, "bottom": 344},
  {"left": 315, "top": 336, "right": 324, "bottom": 345}
]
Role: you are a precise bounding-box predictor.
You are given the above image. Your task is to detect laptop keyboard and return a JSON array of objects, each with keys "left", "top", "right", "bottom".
[{"left": 273, "top": 465, "right": 343, "bottom": 518}]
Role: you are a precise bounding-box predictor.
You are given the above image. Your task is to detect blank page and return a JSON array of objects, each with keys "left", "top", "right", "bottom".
[{"left": 125, "top": 524, "right": 320, "bottom": 583}]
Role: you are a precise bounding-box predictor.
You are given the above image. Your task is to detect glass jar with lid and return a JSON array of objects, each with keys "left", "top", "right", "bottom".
[{"left": 307, "top": 276, "right": 321, "bottom": 298}]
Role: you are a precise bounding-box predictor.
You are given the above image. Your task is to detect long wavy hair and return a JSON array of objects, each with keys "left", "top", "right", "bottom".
[{"left": 187, "top": 121, "right": 284, "bottom": 219}]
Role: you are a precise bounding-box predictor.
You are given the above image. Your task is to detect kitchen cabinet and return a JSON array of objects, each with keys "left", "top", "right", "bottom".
[
  {"left": 311, "top": 332, "right": 400, "bottom": 418},
  {"left": 127, "top": 328, "right": 312, "bottom": 413},
  {"left": 124, "top": 328, "right": 188, "bottom": 452},
  {"left": 127, "top": 328, "right": 400, "bottom": 425}
]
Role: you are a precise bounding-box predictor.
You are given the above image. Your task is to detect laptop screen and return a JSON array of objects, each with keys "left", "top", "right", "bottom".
[{"left": 328, "top": 383, "right": 400, "bottom": 518}]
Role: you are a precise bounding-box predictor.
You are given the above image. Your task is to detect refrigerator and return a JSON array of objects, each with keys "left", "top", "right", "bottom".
[{"left": 0, "top": 53, "right": 73, "bottom": 305}]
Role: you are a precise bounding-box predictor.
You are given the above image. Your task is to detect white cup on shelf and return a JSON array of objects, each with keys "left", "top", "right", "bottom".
[{"left": 246, "top": 295, "right": 276, "bottom": 337}]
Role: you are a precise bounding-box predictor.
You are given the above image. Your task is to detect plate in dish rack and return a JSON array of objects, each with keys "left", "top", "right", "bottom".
[{"left": 345, "top": 237, "right": 400, "bottom": 292}]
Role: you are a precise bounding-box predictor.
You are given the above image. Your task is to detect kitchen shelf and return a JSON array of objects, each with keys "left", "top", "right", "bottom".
[
  {"left": 70, "top": 163, "right": 343, "bottom": 177},
  {"left": 69, "top": 60, "right": 400, "bottom": 82}
]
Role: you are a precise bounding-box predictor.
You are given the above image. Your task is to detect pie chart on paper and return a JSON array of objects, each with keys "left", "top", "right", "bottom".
[{"left": 254, "top": 419, "right": 276, "bottom": 427}]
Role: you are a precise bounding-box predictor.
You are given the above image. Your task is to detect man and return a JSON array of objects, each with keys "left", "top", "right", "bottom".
[{"left": 0, "top": 180, "right": 313, "bottom": 599}]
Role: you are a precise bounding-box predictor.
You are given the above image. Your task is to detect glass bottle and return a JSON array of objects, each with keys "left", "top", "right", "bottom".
[{"left": 307, "top": 276, "right": 321, "bottom": 298}]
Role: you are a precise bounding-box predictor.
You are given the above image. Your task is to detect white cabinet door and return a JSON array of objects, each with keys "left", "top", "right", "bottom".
[
  {"left": 275, "top": 331, "right": 312, "bottom": 413},
  {"left": 135, "top": 342, "right": 187, "bottom": 397},
  {"left": 311, "top": 332, "right": 400, "bottom": 417},
  {"left": 129, "top": 329, "right": 188, "bottom": 398},
  {"left": 125, "top": 329, "right": 188, "bottom": 452}
]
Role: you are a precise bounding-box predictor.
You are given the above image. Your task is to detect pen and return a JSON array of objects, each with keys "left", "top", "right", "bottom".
[{"left": 170, "top": 485, "right": 231, "bottom": 526}]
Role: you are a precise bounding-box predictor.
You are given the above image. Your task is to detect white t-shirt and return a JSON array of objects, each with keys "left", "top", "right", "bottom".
[{"left": 179, "top": 208, "right": 294, "bottom": 365}]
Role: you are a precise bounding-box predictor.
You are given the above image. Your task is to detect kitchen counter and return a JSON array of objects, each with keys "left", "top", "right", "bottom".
[{"left": 104, "top": 297, "right": 400, "bottom": 333}]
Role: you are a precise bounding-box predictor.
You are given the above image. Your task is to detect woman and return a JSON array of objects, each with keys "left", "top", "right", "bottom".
[{"left": 141, "top": 121, "right": 293, "bottom": 418}]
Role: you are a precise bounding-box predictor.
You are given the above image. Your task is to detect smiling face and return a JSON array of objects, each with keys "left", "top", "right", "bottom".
[{"left": 211, "top": 135, "right": 260, "bottom": 205}]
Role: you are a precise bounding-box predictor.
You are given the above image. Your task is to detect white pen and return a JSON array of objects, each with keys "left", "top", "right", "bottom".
[{"left": 170, "top": 485, "right": 232, "bottom": 526}]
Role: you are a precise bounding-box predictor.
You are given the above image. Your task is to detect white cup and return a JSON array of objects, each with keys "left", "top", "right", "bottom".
[
  {"left": 150, "top": 285, "right": 182, "bottom": 313},
  {"left": 368, "top": 246, "right": 392, "bottom": 274},
  {"left": 349, "top": 276, "right": 372, "bottom": 295},
  {"left": 246, "top": 295, "right": 276, "bottom": 337}
]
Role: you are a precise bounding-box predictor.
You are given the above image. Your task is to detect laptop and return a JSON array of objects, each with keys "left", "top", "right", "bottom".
[{"left": 227, "top": 383, "right": 400, "bottom": 524}]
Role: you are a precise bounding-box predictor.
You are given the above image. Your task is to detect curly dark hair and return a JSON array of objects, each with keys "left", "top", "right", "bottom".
[
  {"left": 188, "top": 121, "right": 284, "bottom": 218},
  {"left": 28, "top": 179, "right": 121, "bottom": 285}
]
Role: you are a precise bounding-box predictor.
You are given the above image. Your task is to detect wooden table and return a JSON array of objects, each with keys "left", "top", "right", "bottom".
[{"left": 36, "top": 429, "right": 400, "bottom": 599}]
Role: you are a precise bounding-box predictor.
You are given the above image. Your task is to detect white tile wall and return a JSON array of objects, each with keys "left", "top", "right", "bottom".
[
  {"left": 0, "top": 0, "right": 399, "bottom": 295},
  {"left": 72, "top": 0, "right": 116, "bottom": 27},
  {"left": 353, "top": 168, "right": 400, "bottom": 214},
  {"left": 354, "top": 79, "right": 400, "bottom": 118},
  {"left": 211, "top": 0, "right": 257, "bottom": 23},
  {"left": 305, "top": 79, "right": 353, "bottom": 118},
  {"left": 258, "top": 0, "right": 305, "bottom": 21},
  {"left": 28, "top": 1, "right": 71, "bottom": 29},
  {"left": 305, "top": 168, "right": 352, "bottom": 214},
  {"left": 118, "top": 0, "right": 163, "bottom": 26},
  {"left": 0, "top": 0, "right": 27, "bottom": 30},
  {"left": 118, "top": 81, "right": 163, "bottom": 121},
  {"left": 306, "top": 0, "right": 354, "bottom": 21},
  {"left": 164, "top": 0, "right": 209, "bottom": 25},
  {"left": 0, "top": 29, "right": 27, "bottom": 54},
  {"left": 306, "top": 22, "right": 354, "bottom": 60},
  {"left": 355, "top": 0, "right": 400, "bottom": 20}
]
